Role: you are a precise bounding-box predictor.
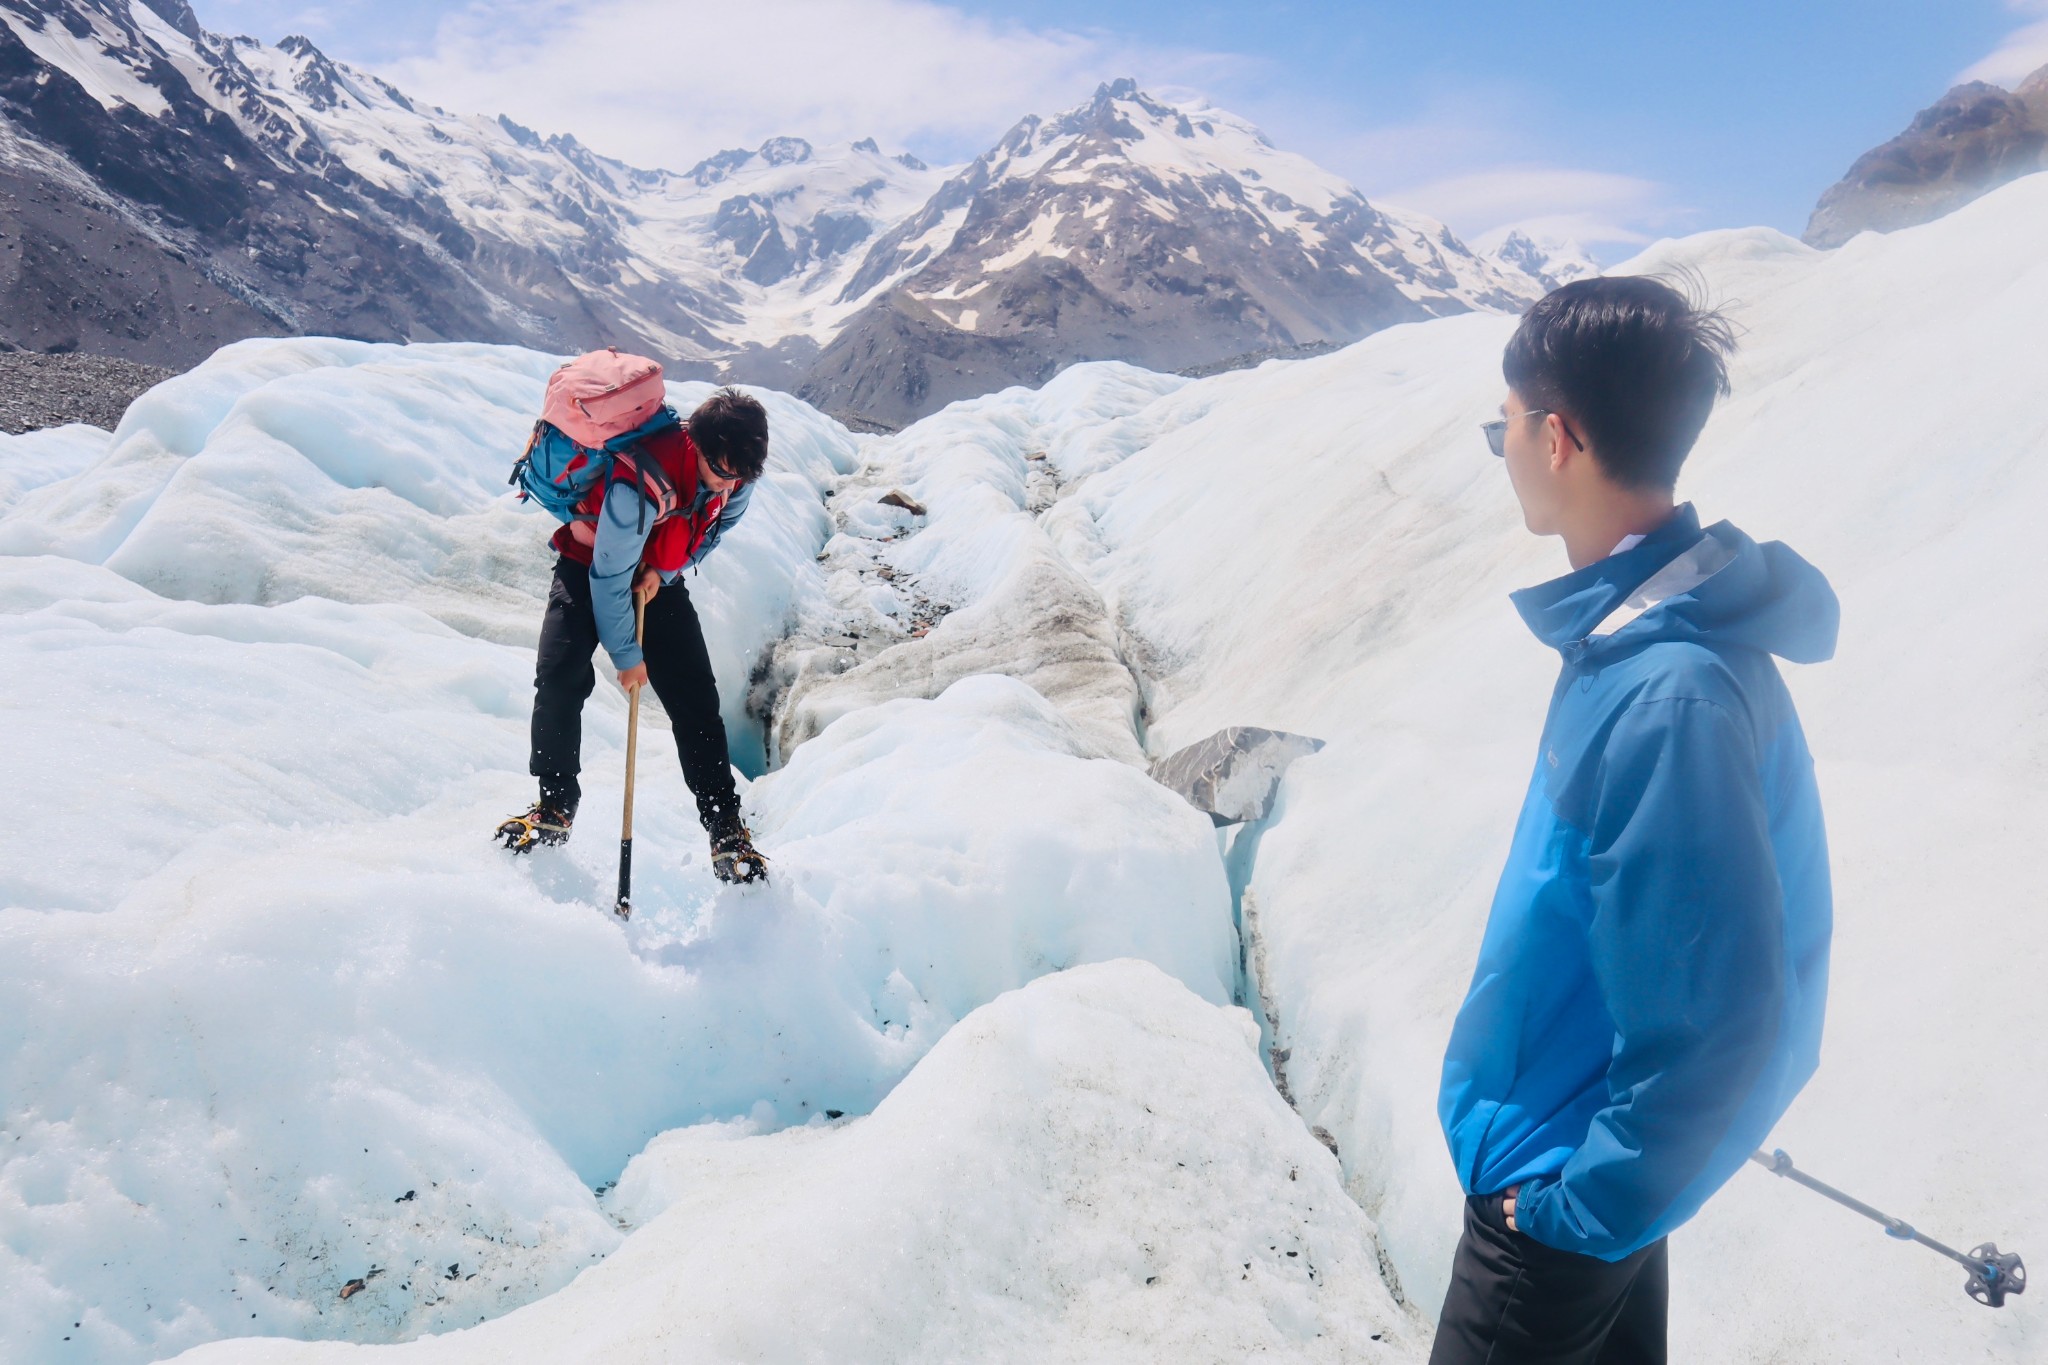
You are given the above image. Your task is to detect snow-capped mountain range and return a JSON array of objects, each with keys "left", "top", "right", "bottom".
[
  {"left": 0, "top": 0, "right": 944, "bottom": 378},
  {"left": 0, "top": 0, "right": 1570, "bottom": 423}
]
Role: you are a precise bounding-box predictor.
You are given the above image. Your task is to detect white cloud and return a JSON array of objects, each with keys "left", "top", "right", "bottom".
[
  {"left": 1958, "top": 0, "right": 2048, "bottom": 87},
  {"left": 1227, "top": 79, "right": 1683, "bottom": 257},
  {"left": 382, "top": 0, "right": 1240, "bottom": 171},
  {"left": 1273, "top": 87, "right": 1537, "bottom": 197},
  {"left": 1377, "top": 164, "right": 1679, "bottom": 251}
]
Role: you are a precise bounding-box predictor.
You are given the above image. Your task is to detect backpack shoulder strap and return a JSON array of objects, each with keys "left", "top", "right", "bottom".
[{"left": 604, "top": 438, "right": 687, "bottom": 534}]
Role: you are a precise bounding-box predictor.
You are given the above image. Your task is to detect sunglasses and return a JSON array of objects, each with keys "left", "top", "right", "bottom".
[{"left": 1481, "top": 409, "right": 1582, "bottom": 458}]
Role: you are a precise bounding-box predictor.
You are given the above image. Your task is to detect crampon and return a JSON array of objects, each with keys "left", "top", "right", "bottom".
[
  {"left": 495, "top": 802, "right": 573, "bottom": 855},
  {"left": 711, "top": 828, "right": 769, "bottom": 884}
]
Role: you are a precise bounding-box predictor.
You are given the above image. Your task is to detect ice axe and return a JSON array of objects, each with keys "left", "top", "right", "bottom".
[
  {"left": 615, "top": 590, "right": 648, "bottom": 921},
  {"left": 1749, "top": 1148, "right": 2025, "bottom": 1307}
]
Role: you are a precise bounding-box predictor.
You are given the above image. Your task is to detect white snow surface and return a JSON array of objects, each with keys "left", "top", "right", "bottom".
[{"left": 170, "top": 961, "right": 1421, "bottom": 1364}]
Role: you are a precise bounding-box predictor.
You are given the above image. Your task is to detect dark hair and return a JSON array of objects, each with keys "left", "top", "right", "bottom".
[
  {"left": 688, "top": 387, "right": 770, "bottom": 481},
  {"left": 1502, "top": 275, "right": 1735, "bottom": 490}
]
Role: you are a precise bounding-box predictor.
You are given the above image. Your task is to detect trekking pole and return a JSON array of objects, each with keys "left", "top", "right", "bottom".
[
  {"left": 615, "top": 591, "right": 647, "bottom": 921},
  {"left": 1749, "top": 1149, "right": 2026, "bottom": 1307}
]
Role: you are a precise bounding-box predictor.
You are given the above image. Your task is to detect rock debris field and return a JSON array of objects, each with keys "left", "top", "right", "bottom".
[{"left": 0, "top": 351, "right": 177, "bottom": 435}]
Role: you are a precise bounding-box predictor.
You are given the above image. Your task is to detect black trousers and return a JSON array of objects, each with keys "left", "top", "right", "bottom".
[
  {"left": 1428, "top": 1193, "right": 1668, "bottom": 1365},
  {"left": 529, "top": 556, "right": 742, "bottom": 838}
]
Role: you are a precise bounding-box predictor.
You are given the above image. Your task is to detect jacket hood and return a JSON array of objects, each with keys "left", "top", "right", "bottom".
[{"left": 1511, "top": 503, "right": 1839, "bottom": 665}]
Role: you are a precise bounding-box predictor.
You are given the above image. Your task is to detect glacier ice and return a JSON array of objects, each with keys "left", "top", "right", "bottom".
[
  {"left": 0, "top": 336, "right": 858, "bottom": 772},
  {"left": 0, "top": 570, "right": 1235, "bottom": 1359},
  {"left": 169, "top": 962, "right": 1421, "bottom": 1364},
  {"left": 760, "top": 362, "right": 1233, "bottom": 769},
  {"left": 0, "top": 346, "right": 1239, "bottom": 1363},
  {"left": 8, "top": 166, "right": 2048, "bottom": 1365}
]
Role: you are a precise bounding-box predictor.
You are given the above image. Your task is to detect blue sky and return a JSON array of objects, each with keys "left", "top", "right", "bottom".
[{"left": 195, "top": 0, "right": 2048, "bottom": 255}]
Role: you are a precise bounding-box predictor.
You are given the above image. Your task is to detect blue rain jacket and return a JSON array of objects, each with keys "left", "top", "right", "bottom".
[{"left": 1439, "top": 503, "right": 1837, "bottom": 1261}]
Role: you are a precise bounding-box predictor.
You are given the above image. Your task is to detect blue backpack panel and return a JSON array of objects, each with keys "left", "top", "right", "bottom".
[{"left": 509, "top": 406, "right": 682, "bottom": 523}]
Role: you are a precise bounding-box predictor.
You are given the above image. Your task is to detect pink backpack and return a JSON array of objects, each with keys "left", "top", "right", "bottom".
[{"left": 540, "top": 347, "right": 667, "bottom": 448}]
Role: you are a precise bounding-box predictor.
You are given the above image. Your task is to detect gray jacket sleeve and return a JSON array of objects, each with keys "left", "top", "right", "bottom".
[
  {"left": 589, "top": 478, "right": 655, "bottom": 671},
  {"left": 693, "top": 480, "right": 753, "bottom": 571}
]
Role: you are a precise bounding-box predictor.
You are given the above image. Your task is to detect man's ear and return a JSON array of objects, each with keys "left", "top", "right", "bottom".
[{"left": 1546, "top": 413, "right": 1572, "bottom": 474}]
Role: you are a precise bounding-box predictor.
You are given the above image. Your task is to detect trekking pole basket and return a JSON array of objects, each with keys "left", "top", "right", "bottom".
[{"left": 1750, "top": 1149, "right": 2026, "bottom": 1307}]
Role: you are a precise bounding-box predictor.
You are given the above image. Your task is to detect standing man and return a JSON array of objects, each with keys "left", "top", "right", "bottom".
[
  {"left": 497, "top": 385, "right": 772, "bottom": 885},
  {"left": 1432, "top": 277, "right": 1837, "bottom": 1363}
]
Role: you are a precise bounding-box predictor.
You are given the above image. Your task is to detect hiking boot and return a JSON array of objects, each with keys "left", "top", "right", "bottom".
[
  {"left": 711, "top": 826, "right": 769, "bottom": 884},
  {"left": 496, "top": 800, "right": 574, "bottom": 854}
]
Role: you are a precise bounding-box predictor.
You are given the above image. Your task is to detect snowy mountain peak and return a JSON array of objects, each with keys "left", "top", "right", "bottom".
[
  {"left": 1480, "top": 228, "right": 1600, "bottom": 290},
  {"left": 495, "top": 112, "right": 546, "bottom": 148},
  {"left": 758, "top": 135, "right": 813, "bottom": 166},
  {"left": 685, "top": 145, "right": 754, "bottom": 185},
  {"left": 688, "top": 136, "right": 816, "bottom": 184},
  {"left": 134, "top": 0, "right": 200, "bottom": 40},
  {"left": 981, "top": 77, "right": 1268, "bottom": 179},
  {"left": 273, "top": 33, "right": 362, "bottom": 112},
  {"left": 849, "top": 136, "right": 927, "bottom": 174},
  {"left": 801, "top": 79, "right": 1550, "bottom": 425}
]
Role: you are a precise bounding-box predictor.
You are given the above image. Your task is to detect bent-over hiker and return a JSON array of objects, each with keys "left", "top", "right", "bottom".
[
  {"left": 1432, "top": 276, "right": 1837, "bottom": 1364},
  {"left": 497, "top": 352, "right": 771, "bottom": 885}
]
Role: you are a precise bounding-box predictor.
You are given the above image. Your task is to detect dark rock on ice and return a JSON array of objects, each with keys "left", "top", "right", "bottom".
[{"left": 1152, "top": 727, "right": 1326, "bottom": 825}]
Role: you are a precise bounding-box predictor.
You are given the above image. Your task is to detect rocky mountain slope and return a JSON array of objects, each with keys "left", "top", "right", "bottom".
[
  {"left": 1, "top": 0, "right": 1553, "bottom": 423},
  {"left": 1, "top": 0, "right": 520, "bottom": 365},
  {"left": 1805, "top": 60, "right": 2048, "bottom": 247}
]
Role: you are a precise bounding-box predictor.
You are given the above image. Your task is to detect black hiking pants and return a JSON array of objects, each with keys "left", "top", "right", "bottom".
[
  {"left": 1428, "top": 1192, "right": 1667, "bottom": 1365},
  {"left": 529, "top": 556, "right": 742, "bottom": 838}
]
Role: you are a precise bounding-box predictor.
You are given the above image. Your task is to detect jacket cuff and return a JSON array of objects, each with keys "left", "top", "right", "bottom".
[{"left": 1510, "top": 1175, "right": 1562, "bottom": 1245}]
